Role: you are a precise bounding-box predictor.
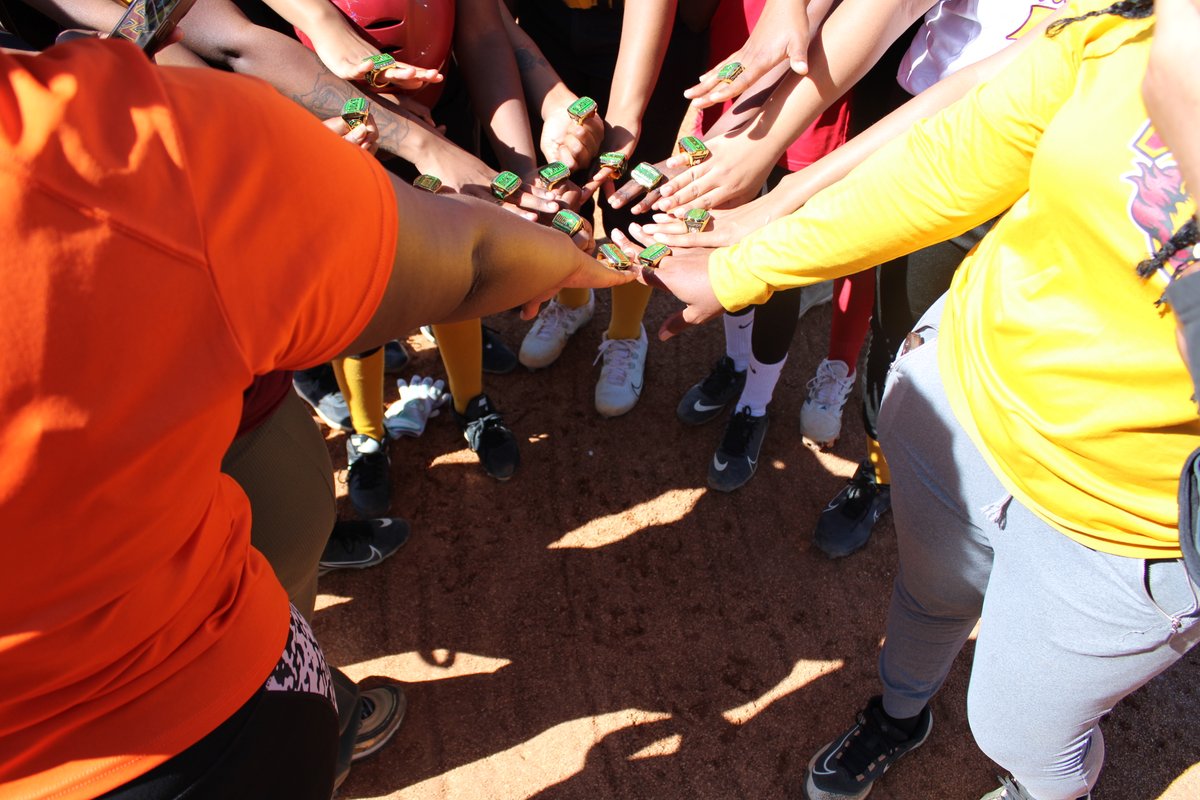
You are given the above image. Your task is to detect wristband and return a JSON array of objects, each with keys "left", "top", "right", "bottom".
[
  {"left": 491, "top": 171, "right": 522, "bottom": 200},
  {"left": 597, "top": 243, "right": 632, "bottom": 270},
  {"left": 638, "top": 243, "right": 671, "bottom": 268},
  {"left": 631, "top": 162, "right": 664, "bottom": 191},
  {"left": 552, "top": 209, "right": 584, "bottom": 236},
  {"left": 538, "top": 162, "right": 570, "bottom": 190},
  {"left": 567, "top": 96, "right": 598, "bottom": 124},
  {"left": 599, "top": 152, "right": 627, "bottom": 180},
  {"left": 412, "top": 174, "right": 442, "bottom": 193},
  {"left": 341, "top": 97, "right": 369, "bottom": 129},
  {"left": 685, "top": 208, "right": 712, "bottom": 233},
  {"left": 677, "top": 136, "right": 711, "bottom": 167},
  {"left": 716, "top": 62, "right": 744, "bottom": 83},
  {"left": 365, "top": 53, "right": 397, "bottom": 89}
]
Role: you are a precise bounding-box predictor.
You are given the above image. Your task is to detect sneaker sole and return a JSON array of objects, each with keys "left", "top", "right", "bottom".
[
  {"left": 353, "top": 685, "right": 408, "bottom": 762},
  {"left": 802, "top": 434, "right": 839, "bottom": 451},
  {"left": 802, "top": 713, "right": 933, "bottom": 800}
]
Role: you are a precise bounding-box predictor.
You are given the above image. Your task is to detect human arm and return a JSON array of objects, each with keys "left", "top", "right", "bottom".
[
  {"left": 640, "top": 10, "right": 1061, "bottom": 247},
  {"left": 684, "top": 0, "right": 816, "bottom": 109},
  {"left": 453, "top": 0, "right": 541, "bottom": 179},
  {"left": 1144, "top": 0, "right": 1200, "bottom": 227},
  {"left": 592, "top": 0, "right": 677, "bottom": 191},
  {"left": 498, "top": 1, "right": 603, "bottom": 172},
  {"left": 258, "top": 0, "right": 442, "bottom": 87},
  {"left": 650, "top": 0, "right": 936, "bottom": 215},
  {"left": 632, "top": 13, "right": 1089, "bottom": 336}
]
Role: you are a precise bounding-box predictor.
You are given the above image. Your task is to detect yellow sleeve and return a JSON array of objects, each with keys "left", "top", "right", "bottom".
[{"left": 708, "top": 11, "right": 1093, "bottom": 311}]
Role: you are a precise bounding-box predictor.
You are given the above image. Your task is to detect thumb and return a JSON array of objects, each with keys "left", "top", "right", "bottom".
[{"left": 787, "top": 34, "right": 809, "bottom": 75}]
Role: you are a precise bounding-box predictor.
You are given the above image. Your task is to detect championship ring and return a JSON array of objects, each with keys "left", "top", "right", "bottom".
[
  {"left": 365, "top": 53, "right": 397, "bottom": 89},
  {"left": 552, "top": 209, "right": 584, "bottom": 237},
  {"left": 341, "top": 97, "right": 369, "bottom": 129},
  {"left": 538, "top": 161, "right": 570, "bottom": 190},
  {"left": 597, "top": 243, "right": 632, "bottom": 270},
  {"left": 491, "top": 171, "right": 522, "bottom": 200},
  {"left": 685, "top": 208, "right": 712, "bottom": 233},
  {"left": 567, "top": 96, "right": 598, "bottom": 124},
  {"left": 599, "top": 152, "right": 627, "bottom": 180},
  {"left": 631, "top": 162, "right": 664, "bottom": 191},
  {"left": 412, "top": 174, "right": 442, "bottom": 193},
  {"left": 638, "top": 243, "right": 671, "bottom": 268},
  {"left": 677, "top": 136, "right": 711, "bottom": 167},
  {"left": 716, "top": 61, "right": 744, "bottom": 83}
]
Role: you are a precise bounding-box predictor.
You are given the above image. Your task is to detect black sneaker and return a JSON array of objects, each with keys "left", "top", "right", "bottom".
[
  {"left": 482, "top": 325, "right": 518, "bottom": 374},
  {"left": 319, "top": 517, "right": 411, "bottom": 576},
  {"left": 453, "top": 393, "right": 520, "bottom": 480},
  {"left": 708, "top": 407, "right": 768, "bottom": 493},
  {"left": 293, "top": 365, "right": 352, "bottom": 432},
  {"left": 804, "top": 696, "right": 932, "bottom": 800},
  {"left": 814, "top": 461, "right": 891, "bottom": 559},
  {"left": 677, "top": 356, "right": 747, "bottom": 426},
  {"left": 418, "top": 325, "right": 517, "bottom": 375},
  {"left": 384, "top": 340, "right": 409, "bottom": 374},
  {"left": 346, "top": 434, "right": 390, "bottom": 518},
  {"left": 352, "top": 683, "right": 407, "bottom": 761}
]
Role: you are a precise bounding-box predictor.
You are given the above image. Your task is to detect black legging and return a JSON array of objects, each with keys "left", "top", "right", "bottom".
[{"left": 99, "top": 688, "right": 338, "bottom": 800}]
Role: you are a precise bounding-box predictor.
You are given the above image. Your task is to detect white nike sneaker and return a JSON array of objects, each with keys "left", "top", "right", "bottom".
[
  {"left": 800, "top": 358, "right": 855, "bottom": 448},
  {"left": 519, "top": 291, "right": 595, "bottom": 369},
  {"left": 594, "top": 325, "right": 648, "bottom": 417}
]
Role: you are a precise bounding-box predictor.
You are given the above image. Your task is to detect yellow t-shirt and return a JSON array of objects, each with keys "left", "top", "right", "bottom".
[{"left": 707, "top": 1, "right": 1197, "bottom": 558}]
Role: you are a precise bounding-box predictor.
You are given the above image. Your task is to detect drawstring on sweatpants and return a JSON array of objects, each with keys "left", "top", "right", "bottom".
[{"left": 981, "top": 494, "right": 1013, "bottom": 529}]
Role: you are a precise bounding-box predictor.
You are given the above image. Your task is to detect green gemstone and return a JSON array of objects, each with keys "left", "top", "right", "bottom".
[
  {"left": 342, "top": 97, "right": 368, "bottom": 116},
  {"left": 716, "top": 61, "right": 744, "bottom": 82},
  {"left": 685, "top": 208, "right": 712, "bottom": 232},
  {"left": 413, "top": 174, "right": 442, "bottom": 193},
  {"left": 567, "top": 96, "right": 597, "bottom": 122},
  {"left": 597, "top": 243, "right": 632, "bottom": 269},
  {"left": 631, "top": 162, "right": 663, "bottom": 190},
  {"left": 599, "top": 152, "right": 627, "bottom": 175},
  {"left": 552, "top": 210, "right": 583, "bottom": 236},
  {"left": 367, "top": 53, "right": 396, "bottom": 70},
  {"left": 638, "top": 243, "right": 671, "bottom": 266},
  {"left": 538, "top": 162, "right": 570, "bottom": 187},
  {"left": 491, "top": 171, "right": 522, "bottom": 199}
]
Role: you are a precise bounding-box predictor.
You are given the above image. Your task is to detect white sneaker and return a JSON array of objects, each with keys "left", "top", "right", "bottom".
[
  {"left": 800, "top": 359, "right": 855, "bottom": 448},
  {"left": 593, "top": 325, "right": 648, "bottom": 417},
  {"left": 797, "top": 280, "right": 835, "bottom": 320},
  {"left": 518, "top": 291, "right": 595, "bottom": 369}
]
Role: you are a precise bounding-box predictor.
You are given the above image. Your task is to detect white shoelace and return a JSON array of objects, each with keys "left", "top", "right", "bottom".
[
  {"left": 806, "top": 360, "right": 854, "bottom": 406},
  {"left": 594, "top": 337, "right": 637, "bottom": 384},
  {"left": 532, "top": 302, "right": 572, "bottom": 340}
]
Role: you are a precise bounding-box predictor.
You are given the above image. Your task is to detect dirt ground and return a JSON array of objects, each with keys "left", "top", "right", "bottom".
[{"left": 312, "top": 289, "right": 1200, "bottom": 800}]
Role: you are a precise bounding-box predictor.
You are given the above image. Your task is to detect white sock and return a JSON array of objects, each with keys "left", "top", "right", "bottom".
[
  {"left": 724, "top": 309, "right": 755, "bottom": 372},
  {"left": 737, "top": 353, "right": 786, "bottom": 416}
]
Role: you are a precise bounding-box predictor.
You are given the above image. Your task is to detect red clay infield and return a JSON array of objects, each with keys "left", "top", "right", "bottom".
[{"left": 313, "top": 290, "right": 1200, "bottom": 800}]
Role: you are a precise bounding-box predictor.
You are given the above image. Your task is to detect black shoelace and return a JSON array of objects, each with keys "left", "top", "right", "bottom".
[
  {"left": 721, "top": 408, "right": 757, "bottom": 456},
  {"left": 701, "top": 357, "right": 742, "bottom": 397},
  {"left": 838, "top": 704, "right": 914, "bottom": 776}
]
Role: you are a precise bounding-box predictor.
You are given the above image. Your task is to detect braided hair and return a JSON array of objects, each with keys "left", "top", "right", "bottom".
[
  {"left": 1047, "top": 0, "right": 1153, "bottom": 35},
  {"left": 1046, "top": 0, "right": 1198, "bottom": 293}
]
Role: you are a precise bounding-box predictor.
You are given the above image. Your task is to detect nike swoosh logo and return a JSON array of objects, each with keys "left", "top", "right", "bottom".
[
  {"left": 737, "top": 322, "right": 752, "bottom": 329},
  {"left": 693, "top": 400, "right": 725, "bottom": 413},
  {"left": 811, "top": 728, "right": 857, "bottom": 776},
  {"left": 326, "top": 544, "right": 383, "bottom": 568},
  {"left": 374, "top": 519, "right": 393, "bottom": 528},
  {"left": 712, "top": 456, "right": 728, "bottom": 472},
  {"left": 631, "top": 382, "right": 643, "bottom": 395}
]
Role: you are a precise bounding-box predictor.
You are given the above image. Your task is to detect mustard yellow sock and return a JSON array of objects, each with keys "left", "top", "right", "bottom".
[
  {"left": 332, "top": 349, "right": 386, "bottom": 442},
  {"left": 606, "top": 280, "right": 652, "bottom": 341},
  {"left": 867, "top": 437, "right": 891, "bottom": 486},
  {"left": 433, "top": 319, "right": 483, "bottom": 415},
  {"left": 558, "top": 288, "right": 591, "bottom": 309}
]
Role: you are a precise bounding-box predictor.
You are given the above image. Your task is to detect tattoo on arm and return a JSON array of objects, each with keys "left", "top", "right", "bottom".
[
  {"left": 513, "top": 46, "right": 549, "bottom": 76},
  {"left": 285, "top": 68, "right": 410, "bottom": 156}
]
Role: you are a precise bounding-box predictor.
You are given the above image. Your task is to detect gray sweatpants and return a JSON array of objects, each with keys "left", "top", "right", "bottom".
[{"left": 875, "top": 295, "right": 1200, "bottom": 800}]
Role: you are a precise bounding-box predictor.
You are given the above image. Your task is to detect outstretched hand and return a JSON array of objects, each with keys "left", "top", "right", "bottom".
[
  {"left": 609, "top": 226, "right": 725, "bottom": 340},
  {"left": 684, "top": 0, "right": 810, "bottom": 110}
]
